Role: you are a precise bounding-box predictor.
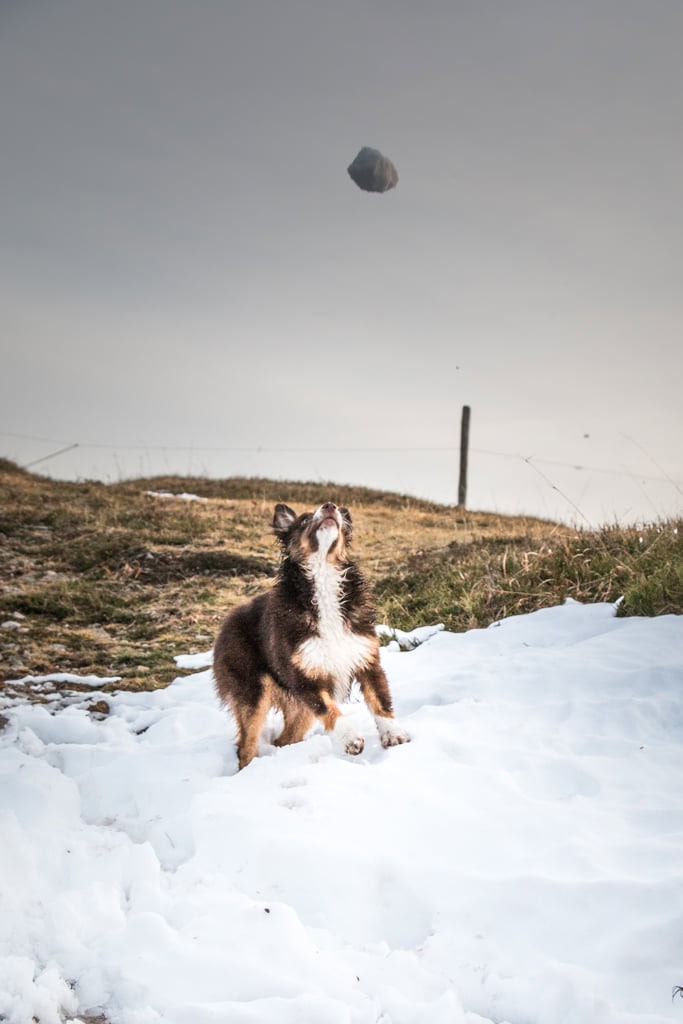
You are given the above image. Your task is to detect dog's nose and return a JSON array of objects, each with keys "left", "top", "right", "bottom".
[{"left": 321, "top": 502, "right": 336, "bottom": 513}]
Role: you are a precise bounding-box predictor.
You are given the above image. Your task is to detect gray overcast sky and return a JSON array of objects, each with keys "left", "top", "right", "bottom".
[{"left": 1, "top": 0, "right": 682, "bottom": 525}]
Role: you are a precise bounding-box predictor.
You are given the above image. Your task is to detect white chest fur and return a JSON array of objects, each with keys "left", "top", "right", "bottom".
[{"left": 293, "top": 554, "right": 375, "bottom": 694}]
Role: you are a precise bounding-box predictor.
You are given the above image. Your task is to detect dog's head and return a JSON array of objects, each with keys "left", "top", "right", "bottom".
[{"left": 272, "top": 502, "right": 352, "bottom": 563}]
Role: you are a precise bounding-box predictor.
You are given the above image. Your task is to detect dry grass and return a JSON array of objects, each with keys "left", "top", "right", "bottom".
[
  {"left": 373, "top": 521, "right": 683, "bottom": 632},
  {"left": 1, "top": 458, "right": 681, "bottom": 703}
]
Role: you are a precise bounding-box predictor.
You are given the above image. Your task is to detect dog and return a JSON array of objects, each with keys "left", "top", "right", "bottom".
[{"left": 213, "top": 501, "right": 410, "bottom": 769}]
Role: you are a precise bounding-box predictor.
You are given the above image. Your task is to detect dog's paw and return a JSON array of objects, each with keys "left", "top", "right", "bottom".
[
  {"left": 376, "top": 716, "right": 411, "bottom": 748},
  {"left": 344, "top": 735, "right": 365, "bottom": 756},
  {"left": 332, "top": 716, "right": 365, "bottom": 757}
]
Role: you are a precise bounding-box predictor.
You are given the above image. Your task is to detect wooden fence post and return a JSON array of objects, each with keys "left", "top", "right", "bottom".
[{"left": 458, "top": 405, "right": 471, "bottom": 507}]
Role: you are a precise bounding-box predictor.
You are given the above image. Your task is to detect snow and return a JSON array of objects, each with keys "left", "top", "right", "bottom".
[
  {"left": 145, "top": 491, "right": 207, "bottom": 502},
  {"left": 376, "top": 622, "right": 445, "bottom": 651},
  {"left": 1, "top": 601, "right": 682, "bottom": 1024},
  {"left": 5, "top": 672, "right": 122, "bottom": 688},
  {"left": 173, "top": 650, "right": 213, "bottom": 670}
]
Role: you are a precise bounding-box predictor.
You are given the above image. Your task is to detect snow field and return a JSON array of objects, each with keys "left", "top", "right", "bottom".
[{"left": 1, "top": 601, "right": 682, "bottom": 1023}]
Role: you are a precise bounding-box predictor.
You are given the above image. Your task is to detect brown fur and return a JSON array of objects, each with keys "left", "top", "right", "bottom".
[{"left": 213, "top": 502, "right": 410, "bottom": 769}]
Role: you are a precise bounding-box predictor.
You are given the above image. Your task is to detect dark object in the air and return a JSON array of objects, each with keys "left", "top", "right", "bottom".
[{"left": 347, "top": 146, "right": 398, "bottom": 193}]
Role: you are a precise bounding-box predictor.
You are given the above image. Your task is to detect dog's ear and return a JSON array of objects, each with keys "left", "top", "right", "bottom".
[
  {"left": 272, "top": 503, "right": 297, "bottom": 539},
  {"left": 339, "top": 507, "right": 353, "bottom": 539}
]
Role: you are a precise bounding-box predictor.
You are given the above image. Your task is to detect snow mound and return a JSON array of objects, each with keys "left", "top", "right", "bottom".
[
  {"left": 1, "top": 601, "right": 682, "bottom": 1024},
  {"left": 5, "top": 672, "right": 121, "bottom": 688},
  {"left": 146, "top": 490, "right": 207, "bottom": 502}
]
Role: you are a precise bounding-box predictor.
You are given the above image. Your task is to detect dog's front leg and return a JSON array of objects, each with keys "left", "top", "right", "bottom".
[
  {"left": 356, "top": 660, "right": 411, "bottom": 749},
  {"left": 292, "top": 676, "right": 366, "bottom": 756},
  {"left": 324, "top": 698, "right": 366, "bottom": 756}
]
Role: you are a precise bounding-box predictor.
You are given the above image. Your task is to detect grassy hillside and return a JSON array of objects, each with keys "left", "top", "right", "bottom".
[{"left": 1, "top": 458, "right": 681, "bottom": 703}]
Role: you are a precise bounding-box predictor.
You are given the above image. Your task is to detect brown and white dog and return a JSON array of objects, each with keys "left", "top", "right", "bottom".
[{"left": 213, "top": 501, "right": 410, "bottom": 769}]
